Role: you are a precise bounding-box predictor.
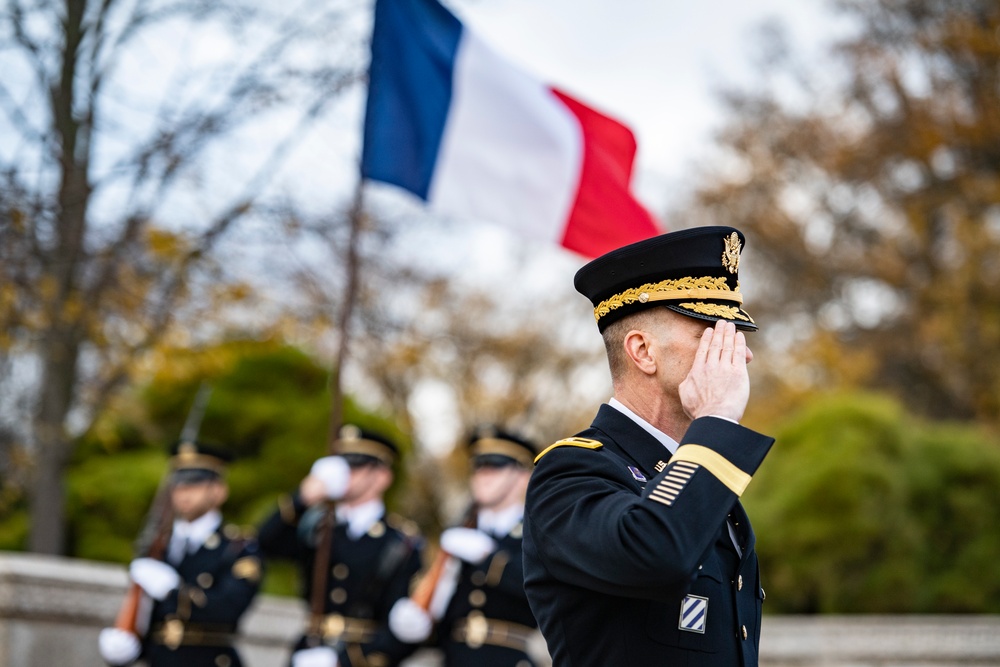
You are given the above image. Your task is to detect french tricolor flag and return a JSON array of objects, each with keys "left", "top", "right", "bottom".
[{"left": 361, "top": 0, "right": 662, "bottom": 259}]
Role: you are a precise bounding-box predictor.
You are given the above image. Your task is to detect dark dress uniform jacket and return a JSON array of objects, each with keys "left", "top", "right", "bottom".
[
  {"left": 523, "top": 406, "right": 775, "bottom": 667},
  {"left": 145, "top": 525, "right": 262, "bottom": 667},
  {"left": 437, "top": 523, "right": 539, "bottom": 667},
  {"left": 258, "top": 495, "right": 423, "bottom": 667}
]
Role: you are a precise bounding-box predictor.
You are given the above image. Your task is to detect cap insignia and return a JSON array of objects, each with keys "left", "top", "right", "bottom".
[
  {"left": 339, "top": 424, "right": 362, "bottom": 440},
  {"left": 722, "top": 232, "right": 741, "bottom": 274}
]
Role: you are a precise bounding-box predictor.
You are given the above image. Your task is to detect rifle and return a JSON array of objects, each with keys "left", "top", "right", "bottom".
[
  {"left": 411, "top": 503, "right": 477, "bottom": 611},
  {"left": 112, "top": 383, "right": 213, "bottom": 636},
  {"left": 305, "top": 500, "right": 337, "bottom": 647}
]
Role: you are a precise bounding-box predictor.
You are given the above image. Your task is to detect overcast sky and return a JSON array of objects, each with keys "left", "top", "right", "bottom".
[{"left": 448, "top": 0, "right": 841, "bottom": 212}]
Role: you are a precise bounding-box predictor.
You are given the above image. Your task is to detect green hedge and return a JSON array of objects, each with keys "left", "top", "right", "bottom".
[{"left": 744, "top": 393, "right": 1000, "bottom": 613}]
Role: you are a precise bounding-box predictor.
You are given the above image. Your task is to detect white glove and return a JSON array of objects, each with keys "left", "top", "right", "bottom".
[
  {"left": 310, "top": 456, "right": 351, "bottom": 500},
  {"left": 388, "top": 597, "right": 433, "bottom": 643},
  {"left": 440, "top": 527, "right": 497, "bottom": 564},
  {"left": 129, "top": 558, "right": 180, "bottom": 601},
  {"left": 98, "top": 627, "right": 141, "bottom": 665},
  {"left": 291, "top": 646, "right": 339, "bottom": 667}
]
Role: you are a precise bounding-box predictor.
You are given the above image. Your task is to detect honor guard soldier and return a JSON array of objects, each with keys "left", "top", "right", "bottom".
[
  {"left": 99, "top": 442, "right": 263, "bottom": 667},
  {"left": 523, "top": 227, "right": 776, "bottom": 666},
  {"left": 258, "top": 425, "right": 424, "bottom": 667},
  {"left": 388, "top": 426, "right": 542, "bottom": 667}
]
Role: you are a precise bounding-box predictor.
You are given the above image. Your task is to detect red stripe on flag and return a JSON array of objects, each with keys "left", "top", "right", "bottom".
[{"left": 551, "top": 88, "right": 662, "bottom": 258}]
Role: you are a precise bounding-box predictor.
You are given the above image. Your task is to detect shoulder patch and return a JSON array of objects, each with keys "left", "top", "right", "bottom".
[{"left": 534, "top": 437, "right": 604, "bottom": 464}]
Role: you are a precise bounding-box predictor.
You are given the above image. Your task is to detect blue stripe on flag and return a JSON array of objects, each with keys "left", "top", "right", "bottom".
[{"left": 362, "top": 0, "right": 462, "bottom": 200}]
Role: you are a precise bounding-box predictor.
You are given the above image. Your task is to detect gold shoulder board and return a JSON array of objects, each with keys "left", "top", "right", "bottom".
[{"left": 534, "top": 437, "right": 603, "bottom": 464}]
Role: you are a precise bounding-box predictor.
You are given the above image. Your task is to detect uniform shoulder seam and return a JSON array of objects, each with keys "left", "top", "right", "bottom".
[{"left": 534, "top": 437, "right": 603, "bottom": 464}]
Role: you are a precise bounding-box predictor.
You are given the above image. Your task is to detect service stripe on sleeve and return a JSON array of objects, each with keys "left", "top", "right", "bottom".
[{"left": 669, "top": 444, "right": 752, "bottom": 496}]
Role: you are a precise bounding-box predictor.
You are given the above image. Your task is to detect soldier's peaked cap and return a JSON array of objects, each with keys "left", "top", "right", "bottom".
[
  {"left": 169, "top": 440, "right": 233, "bottom": 484},
  {"left": 574, "top": 226, "right": 757, "bottom": 333},
  {"left": 334, "top": 424, "right": 399, "bottom": 466},
  {"left": 467, "top": 425, "right": 537, "bottom": 469}
]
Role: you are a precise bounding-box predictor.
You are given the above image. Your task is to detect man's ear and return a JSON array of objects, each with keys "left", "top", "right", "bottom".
[{"left": 622, "top": 328, "right": 657, "bottom": 376}]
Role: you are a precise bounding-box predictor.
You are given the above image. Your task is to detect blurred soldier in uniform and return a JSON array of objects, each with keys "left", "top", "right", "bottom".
[
  {"left": 388, "top": 426, "right": 541, "bottom": 667},
  {"left": 99, "top": 442, "right": 263, "bottom": 667},
  {"left": 524, "top": 227, "right": 776, "bottom": 666},
  {"left": 258, "top": 425, "right": 423, "bottom": 667}
]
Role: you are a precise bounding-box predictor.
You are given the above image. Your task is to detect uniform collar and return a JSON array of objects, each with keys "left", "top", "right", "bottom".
[
  {"left": 477, "top": 504, "right": 524, "bottom": 538},
  {"left": 594, "top": 403, "right": 677, "bottom": 476},
  {"left": 171, "top": 510, "right": 222, "bottom": 555},
  {"left": 608, "top": 398, "right": 679, "bottom": 455},
  {"left": 336, "top": 499, "right": 385, "bottom": 540}
]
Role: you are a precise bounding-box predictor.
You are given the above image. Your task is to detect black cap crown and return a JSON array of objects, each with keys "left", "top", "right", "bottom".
[
  {"left": 169, "top": 441, "right": 232, "bottom": 485},
  {"left": 333, "top": 424, "right": 399, "bottom": 467},
  {"left": 574, "top": 226, "right": 757, "bottom": 333},
  {"left": 467, "top": 425, "right": 537, "bottom": 469}
]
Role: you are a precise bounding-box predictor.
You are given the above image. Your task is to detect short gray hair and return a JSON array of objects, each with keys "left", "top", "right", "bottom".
[{"left": 601, "top": 310, "right": 657, "bottom": 381}]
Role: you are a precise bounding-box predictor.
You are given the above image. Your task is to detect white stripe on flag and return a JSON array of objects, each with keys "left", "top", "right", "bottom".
[{"left": 429, "top": 30, "right": 581, "bottom": 244}]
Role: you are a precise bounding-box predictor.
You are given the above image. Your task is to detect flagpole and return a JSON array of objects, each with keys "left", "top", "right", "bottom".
[
  {"left": 327, "top": 178, "right": 365, "bottom": 451},
  {"left": 305, "top": 176, "right": 365, "bottom": 646}
]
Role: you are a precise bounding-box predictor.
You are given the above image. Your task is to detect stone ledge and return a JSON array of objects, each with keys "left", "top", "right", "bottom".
[
  {"left": 2, "top": 552, "right": 999, "bottom": 667},
  {"left": 761, "top": 615, "right": 1000, "bottom": 663}
]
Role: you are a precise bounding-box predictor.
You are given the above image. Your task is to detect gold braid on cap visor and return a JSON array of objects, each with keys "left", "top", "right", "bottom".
[
  {"left": 471, "top": 438, "right": 534, "bottom": 467},
  {"left": 593, "top": 276, "right": 747, "bottom": 322},
  {"left": 335, "top": 438, "right": 396, "bottom": 465}
]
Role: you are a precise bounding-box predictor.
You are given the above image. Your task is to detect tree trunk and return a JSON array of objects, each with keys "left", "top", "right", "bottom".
[
  {"left": 26, "top": 0, "right": 90, "bottom": 555},
  {"left": 28, "top": 332, "right": 79, "bottom": 554}
]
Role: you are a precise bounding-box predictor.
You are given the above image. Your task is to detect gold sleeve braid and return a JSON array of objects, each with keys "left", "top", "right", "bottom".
[{"left": 668, "top": 445, "right": 752, "bottom": 496}]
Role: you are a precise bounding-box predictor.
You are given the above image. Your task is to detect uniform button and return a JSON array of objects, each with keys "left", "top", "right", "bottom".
[
  {"left": 332, "top": 563, "right": 350, "bottom": 580},
  {"left": 330, "top": 587, "right": 348, "bottom": 604},
  {"left": 470, "top": 571, "right": 487, "bottom": 586},
  {"left": 468, "top": 589, "right": 487, "bottom": 607},
  {"left": 737, "top": 575, "right": 743, "bottom": 591},
  {"left": 197, "top": 573, "right": 214, "bottom": 588},
  {"left": 742, "top": 625, "right": 748, "bottom": 640}
]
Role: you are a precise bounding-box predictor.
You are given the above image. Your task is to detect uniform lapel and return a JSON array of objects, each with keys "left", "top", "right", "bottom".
[
  {"left": 730, "top": 501, "right": 755, "bottom": 562},
  {"left": 179, "top": 528, "right": 225, "bottom": 576},
  {"left": 591, "top": 404, "right": 672, "bottom": 478}
]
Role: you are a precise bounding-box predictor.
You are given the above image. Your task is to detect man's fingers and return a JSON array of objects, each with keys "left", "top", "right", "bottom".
[
  {"left": 695, "top": 326, "right": 714, "bottom": 366},
  {"left": 733, "top": 331, "right": 747, "bottom": 366},
  {"left": 707, "top": 321, "right": 725, "bottom": 356},
  {"left": 720, "top": 321, "right": 737, "bottom": 361}
]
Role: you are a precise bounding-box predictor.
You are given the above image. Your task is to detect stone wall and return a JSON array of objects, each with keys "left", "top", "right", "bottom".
[{"left": 1, "top": 552, "right": 998, "bottom": 667}]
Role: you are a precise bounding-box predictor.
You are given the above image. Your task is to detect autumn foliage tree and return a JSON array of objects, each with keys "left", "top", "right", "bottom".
[
  {"left": 678, "top": 0, "right": 1000, "bottom": 427},
  {"left": 0, "top": 0, "right": 363, "bottom": 554}
]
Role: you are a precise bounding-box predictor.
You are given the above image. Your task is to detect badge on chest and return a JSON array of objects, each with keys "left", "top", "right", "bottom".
[
  {"left": 626, "top": 465, "right": 647, "bottom": 482},
  {"left": 679, "top": 594, "right": 708, "bottom": 633}
]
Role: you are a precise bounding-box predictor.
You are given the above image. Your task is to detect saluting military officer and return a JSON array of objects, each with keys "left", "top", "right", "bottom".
[
  {"left": 98, "top": 442, "right": 263, "bottom": 667},
  {"left": 388, "top": 426, "right": 541, "bottom": 667},
  {"left": 258, "top": 425, "right": 423, "bottom": 667},
  {"left": 523, "top": 226, "right": 776, "bottom": 666}
]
